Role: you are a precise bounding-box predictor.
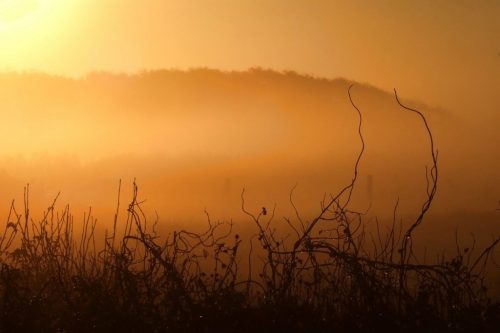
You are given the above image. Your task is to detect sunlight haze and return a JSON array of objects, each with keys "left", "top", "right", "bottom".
[
  {"left": 1, "top": 0, "right": 499, "bottom": 114},
  {"left": 0, "top": 0, "right": 498, "bottom": 256},
  {"left": 0, "top": 3, "right": 499, "bottom": 328}
]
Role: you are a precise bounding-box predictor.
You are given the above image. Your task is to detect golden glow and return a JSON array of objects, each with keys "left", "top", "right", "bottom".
[
  {"left": 0, "top": 0, "right": 64, "bottom": 26},
  {"left": 0, "top": 0, "right": 78, "bottom": 72},
  {"left": 0, "top": 0, "right": 38, "bottom": 22},
  {"left": 0, "top": 1, "right": 498, "bottom": 225},
  {"left": 0, "top": 1, "right": 498, "bottom": 115}
]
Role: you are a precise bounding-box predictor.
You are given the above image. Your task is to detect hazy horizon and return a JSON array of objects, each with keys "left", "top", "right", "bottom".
[
  {"left": 0, "top": 68, "right": 497, "bottom": 230},
  {"left": 0, "top": 3, "right": 499, "bottom": 329},
  {"left": 0, "top": 0, "right": 498, "bottom": 258},
  {"left": 1, "top": 1, "right": 499, "bottom": 112}
]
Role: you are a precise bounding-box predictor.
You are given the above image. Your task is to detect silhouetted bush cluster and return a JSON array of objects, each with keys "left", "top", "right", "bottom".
[{"left": 0, "top": 88, "right": 497, "bottom": 332}]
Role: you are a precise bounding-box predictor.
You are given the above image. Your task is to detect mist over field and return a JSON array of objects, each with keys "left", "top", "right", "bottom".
[
  {"left": 1, "top": 1, "right": 499, "bottom": 330},
  {"left": 0, "top": 69, "right": 497, "bottom": 250}
]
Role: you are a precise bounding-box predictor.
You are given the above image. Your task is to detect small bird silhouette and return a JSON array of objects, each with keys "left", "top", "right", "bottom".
[{"left": 262, "top": 207, "right": 267, "bottom": 216}]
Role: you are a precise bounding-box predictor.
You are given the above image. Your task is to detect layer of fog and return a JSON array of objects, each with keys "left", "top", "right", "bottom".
[{"left": 0, "top": 69, "right": 498, "bottom": 254}]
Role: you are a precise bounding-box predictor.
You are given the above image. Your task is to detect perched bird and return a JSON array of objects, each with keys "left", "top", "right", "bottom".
[{"left": 262, "top": 207, "right": 267, "bottom": 216}]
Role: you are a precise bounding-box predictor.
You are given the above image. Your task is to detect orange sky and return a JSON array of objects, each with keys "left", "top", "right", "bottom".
[{"left": 1, "top": 0, "right": 499, "bottom": 114}]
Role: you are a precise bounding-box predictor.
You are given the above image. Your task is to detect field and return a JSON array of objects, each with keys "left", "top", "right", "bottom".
[{"left": 0, "top": 86, "right": 497, "bottom": 332}]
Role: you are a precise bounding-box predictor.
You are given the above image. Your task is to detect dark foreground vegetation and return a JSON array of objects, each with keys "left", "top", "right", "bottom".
[{"left": 0, "top": 88, "right": 498, "bottom": 333}]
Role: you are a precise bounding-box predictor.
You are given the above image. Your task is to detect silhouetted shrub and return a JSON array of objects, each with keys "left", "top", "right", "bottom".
[{"left": 0, "top": 88, "right": 497, "bottom": 333}]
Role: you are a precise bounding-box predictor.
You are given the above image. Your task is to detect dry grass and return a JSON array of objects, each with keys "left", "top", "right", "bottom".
[{"left": 0, "top": 88, "right": 497, "bottom": 332}]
